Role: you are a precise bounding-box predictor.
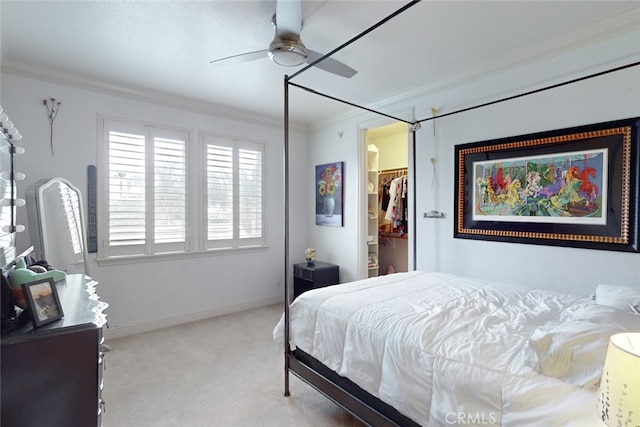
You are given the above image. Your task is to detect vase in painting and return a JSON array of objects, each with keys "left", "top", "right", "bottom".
[{"left": 323, "top": 195, "right": 335, "bottom": 217}]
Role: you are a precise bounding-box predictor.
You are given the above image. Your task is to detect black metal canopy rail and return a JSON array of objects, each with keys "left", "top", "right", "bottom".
[
  {"left": 285, "top": 0, "right": 640, "bottom": 127},
  {"left": 288, "top": 61, "right": 640, "bottom": 128}
]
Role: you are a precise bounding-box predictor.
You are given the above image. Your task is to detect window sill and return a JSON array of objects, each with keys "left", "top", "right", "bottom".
[{"left": 96, "top": 245, "right": 269, "bottom": 267}]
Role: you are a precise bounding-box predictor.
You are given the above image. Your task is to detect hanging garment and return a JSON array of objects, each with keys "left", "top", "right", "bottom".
[
  {"left": 385, "top": 176, "right": 403, "bottom": 223},
  {"left": 381, "top": 181, "right": 391, "bottom": 211}
]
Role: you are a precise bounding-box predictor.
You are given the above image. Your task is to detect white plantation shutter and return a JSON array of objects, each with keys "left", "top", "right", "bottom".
[
  {"left": 152, "top": 132, "right": 186, "bottom": 248},
  {"left": 107, "top": 129, "right": 146, "bottom": 254},
  {"left": 204, "top": 135, "right": 264, "bottom": 249},
  {"left": 102, "top": 119, "right": 189, "bottom": 257},
  {"left": 206, "top": 139, "right": 233, "bottom": 242},
  {"left": 238, "top": 144, "right": 262, "bottom": 244}
]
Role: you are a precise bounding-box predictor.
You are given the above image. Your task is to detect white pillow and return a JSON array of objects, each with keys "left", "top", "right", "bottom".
[
  {"left": 526, "top": 325, "right": 611, "bottom": 389},
  {"left": 523, "top": 305, "right": 640, "bottom": 388},
  {"left": 595, "top": 284, "right": 640, "bottom": 314}
]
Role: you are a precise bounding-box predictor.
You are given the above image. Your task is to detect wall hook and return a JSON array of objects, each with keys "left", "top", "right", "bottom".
[{"left": 43, "top": 98, "right": 61, "bottom": 156}]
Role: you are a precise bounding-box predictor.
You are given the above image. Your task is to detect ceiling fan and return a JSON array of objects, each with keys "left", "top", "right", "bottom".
[{"left": 209, "top": 0, "right": 357, "bottom": 78}]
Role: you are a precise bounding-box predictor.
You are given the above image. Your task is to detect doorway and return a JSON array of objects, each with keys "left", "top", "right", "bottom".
[{"left": 364, "top": 122, "right": 410, "bottom": 277}]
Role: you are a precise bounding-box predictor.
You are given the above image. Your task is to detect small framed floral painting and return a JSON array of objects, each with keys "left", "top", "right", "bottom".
[{"left": 316, "top": 162, "right": 344, "bottom": 226}]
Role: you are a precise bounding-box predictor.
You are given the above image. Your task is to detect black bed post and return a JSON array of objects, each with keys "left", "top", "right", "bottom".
[
  {"left": 411, "top": 128, "right": 417, "bottom": 270},
  {"left": 284, "top": 74, "right": 291, "bottom": 397}
]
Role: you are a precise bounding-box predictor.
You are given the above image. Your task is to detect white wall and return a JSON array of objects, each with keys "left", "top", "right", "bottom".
[
  {"left": 306, "top": 123, "right": 364, "bottom": 281},
  {"left": 0, "top": 74, "right": 309, "bottom": 337},
  {"left": 307, "top": 29, "right": 640, "bottom": 296},
  {"left": 368, "top": 123, "right": 408, "bottom": 171}
]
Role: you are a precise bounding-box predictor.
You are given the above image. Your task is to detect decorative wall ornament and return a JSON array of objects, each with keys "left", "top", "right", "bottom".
[{"left": 43, "top": 98, "right": 61, "bottom": 156}]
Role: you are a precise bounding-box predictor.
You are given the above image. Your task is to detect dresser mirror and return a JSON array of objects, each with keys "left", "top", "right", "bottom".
[{"left": 27, "top": 177, "right": 89, "bottom": 275}]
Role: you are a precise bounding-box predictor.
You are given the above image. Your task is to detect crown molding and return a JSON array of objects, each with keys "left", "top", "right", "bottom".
[
  {"left": 0, "top": 59, "right": 309, "bottom": 134},
  {"left": 310, "top": 5, "right": 640, "bottom": 132}
]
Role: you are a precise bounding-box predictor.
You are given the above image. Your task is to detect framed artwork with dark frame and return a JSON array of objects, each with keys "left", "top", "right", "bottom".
[
  {"left": 22, "top": 277, "right": 64, "bottom": 327},
  {"left": 315, "top": 162, "right": 344, "bottom": 227},
  {"left": 454, "top": 117, "right": 640, "bottom": 252}
]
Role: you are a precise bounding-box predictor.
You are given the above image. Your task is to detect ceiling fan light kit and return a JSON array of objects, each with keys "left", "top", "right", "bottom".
[{"left": 268, "top": 36, "right": 308, "bottom": 67}]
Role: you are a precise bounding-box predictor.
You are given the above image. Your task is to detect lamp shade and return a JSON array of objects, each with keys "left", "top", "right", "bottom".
[{"left": 596, "top": 332, "right": 640, "bottom": 426}]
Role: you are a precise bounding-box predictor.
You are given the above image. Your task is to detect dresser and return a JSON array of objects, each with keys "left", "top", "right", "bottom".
[
  {"left": 1, "top": 274, "right": 108, "bottom": 427},
  {"left": 293, "top": 261, "right": 339, "bottom": 298}
]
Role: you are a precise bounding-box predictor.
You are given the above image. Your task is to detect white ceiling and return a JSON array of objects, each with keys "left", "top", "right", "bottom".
[{"left": 2, "top": 1, "right": 639, "bottom": 128}]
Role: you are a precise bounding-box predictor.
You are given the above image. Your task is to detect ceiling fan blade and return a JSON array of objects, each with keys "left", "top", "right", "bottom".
[
  {"left": 210, "top": 50, "right": 268, "bottom": 66},
  {"left": 276, "top": 0, "right": 302, "bottom": 37},
  {"left": 307, "top": 50, "right": 357, "bottom": 79}
]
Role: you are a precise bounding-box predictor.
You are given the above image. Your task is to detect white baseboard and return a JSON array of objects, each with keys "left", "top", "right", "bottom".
[{"left": 103, "top": 296, "right": 283, "bottom": 340}]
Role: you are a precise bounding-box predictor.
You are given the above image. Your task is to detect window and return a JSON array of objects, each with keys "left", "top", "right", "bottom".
[
  {"left": 204, "top": 135, "right": 264, "bottom": 249},
  {"left": 99, "top": 117, "right": 265, "bottom": 259}
]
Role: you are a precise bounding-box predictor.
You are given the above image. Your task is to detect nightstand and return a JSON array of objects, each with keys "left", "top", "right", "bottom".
[{"left": 293, "top": 261, "right": 339, "bottom": 298}]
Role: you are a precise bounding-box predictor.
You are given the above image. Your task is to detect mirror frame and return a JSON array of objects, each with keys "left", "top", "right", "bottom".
[
  {"left": 0, "top": 132, "right": 17, "bottom": 269},
  {"left": 29, "top": 177, "right": 90, "bottom": 275}
]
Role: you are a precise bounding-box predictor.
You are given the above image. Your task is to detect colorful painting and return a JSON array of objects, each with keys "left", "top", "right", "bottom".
[
  {"left": 315, "top": 162, "right": 343, "bottom": 227},
  {"left": 455, "top": 117, "right": 640, "bottom": 252},
  {"left": 473, "top": 149, "right": 607, "bottom": 225}
]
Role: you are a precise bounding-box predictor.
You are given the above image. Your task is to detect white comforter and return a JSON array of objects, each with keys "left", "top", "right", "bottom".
[{"left": 273, "top": 271, "right": 640, "bottom": 427}]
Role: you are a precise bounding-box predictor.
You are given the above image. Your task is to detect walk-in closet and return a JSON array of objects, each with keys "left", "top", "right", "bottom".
[{"left": 365, "top": 122, "right": 409, "bottom": 277}]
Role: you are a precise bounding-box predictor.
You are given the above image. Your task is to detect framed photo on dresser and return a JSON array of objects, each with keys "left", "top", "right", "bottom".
[{"left": 22, "top": 277, "right": 64, "bottom": 327}]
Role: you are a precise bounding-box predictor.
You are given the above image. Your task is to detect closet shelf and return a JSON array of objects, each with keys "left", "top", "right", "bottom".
[
  {"left": 379, "top": 232, "right": 408, "bottom": 239},
  {"left": 367, "top": 144, "right": 380, "bottom": 278}
]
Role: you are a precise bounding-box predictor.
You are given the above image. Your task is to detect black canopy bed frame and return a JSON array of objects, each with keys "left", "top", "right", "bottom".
[{"left": 280, "top": 1, "right": 640, "bottom": 425}]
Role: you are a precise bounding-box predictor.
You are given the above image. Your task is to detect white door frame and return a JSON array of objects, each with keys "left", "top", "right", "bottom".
[{"left": 357, "top": 109, "right": 415, "bottom": 279}]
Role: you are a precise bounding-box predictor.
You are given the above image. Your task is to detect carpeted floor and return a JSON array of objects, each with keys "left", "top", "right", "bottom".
[{"left": 102, "top": 304, "right": 363, "bottom": 427}]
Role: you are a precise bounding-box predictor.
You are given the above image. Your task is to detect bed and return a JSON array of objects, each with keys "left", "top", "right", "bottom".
[{"left": 273, "top": 271, "right": 640, "bottom": 426}]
